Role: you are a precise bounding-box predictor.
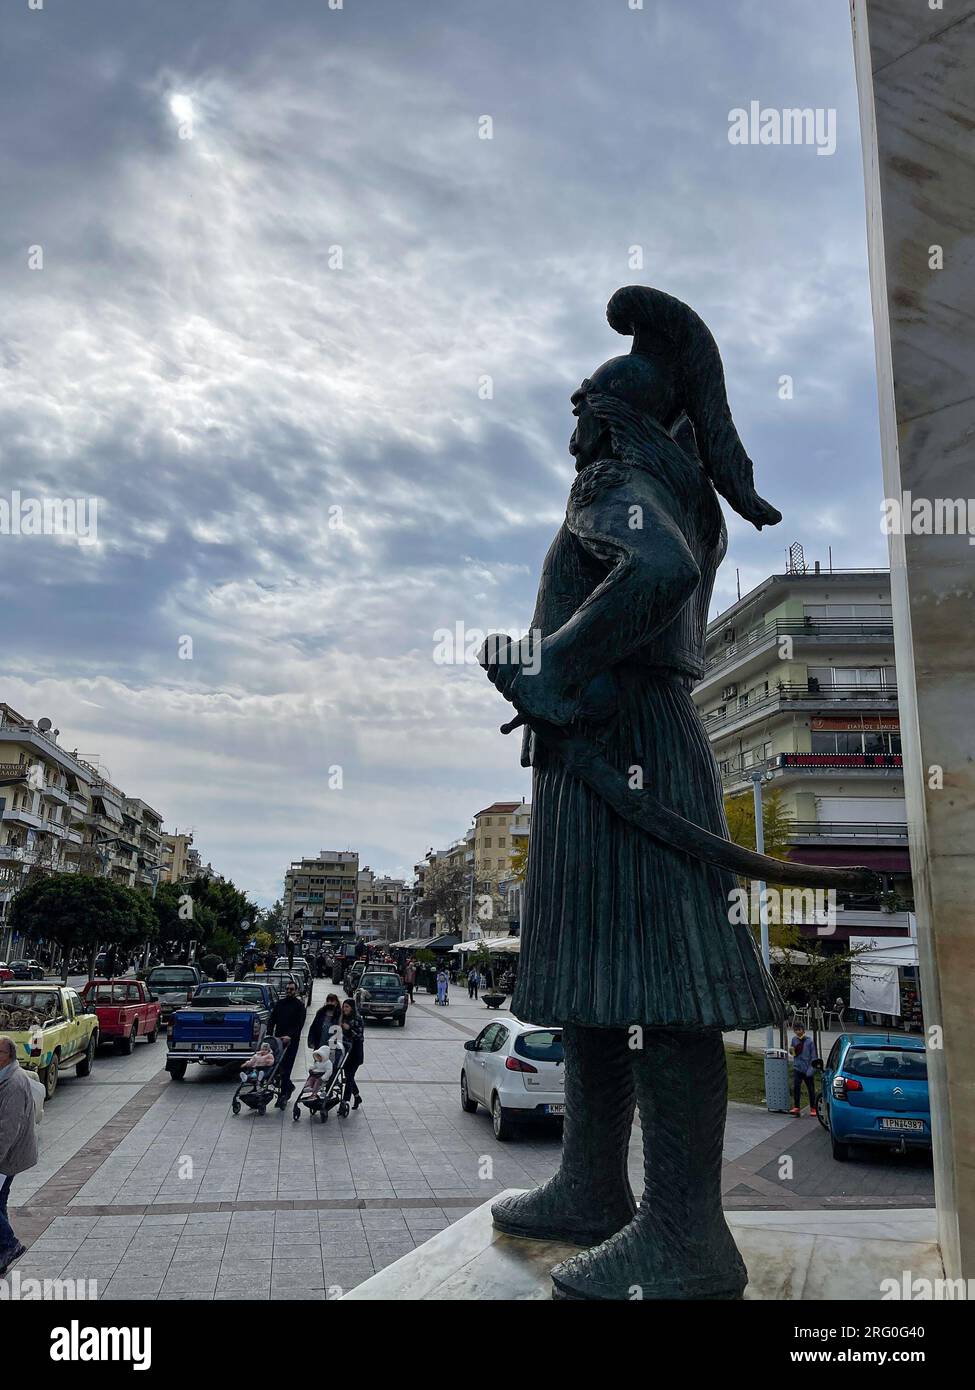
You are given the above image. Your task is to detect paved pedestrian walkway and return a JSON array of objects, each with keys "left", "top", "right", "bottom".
[{"left": 5, "top": 978, "right": 932, "bottom": 1299}]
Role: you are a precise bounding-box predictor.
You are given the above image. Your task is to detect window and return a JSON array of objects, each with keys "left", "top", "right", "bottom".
[
  {"left": 477, "top": 1023, "right": 501, "bottom": 1051},
  {"left": 490, "top": 1026, "right": 509, "bottom": 1052},
  {"left": 515, "top": 1029, "right": 564, "bottom": 1063},
  {"left": 810, "top": 731, "right": 901, "bottom": 756},
  {"left": 483, "top": 837, "right": 492, "bottom": 848},
  {"left": 498, "top": 837, "right": 506, "bottom": 847}
]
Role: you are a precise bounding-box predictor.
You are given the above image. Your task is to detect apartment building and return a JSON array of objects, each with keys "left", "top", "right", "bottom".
[
  {"left": 161, "top": 830, "right": 193, "bottom": 884},
  {"left": 691, "top": 566, "right": 911, "bottom": 943},
  {"left": 0, "top": 702, "right": 177, "bottom": 955},
  {"left": 411, "top": 800, "right": 532, "bottom": 936},
  {"left": 284, "top": 850, "right": 359, "bottom": 942},
  {"left": 356, "top": 867, "right": 409, "bottom": 941},
  {"left": 0, "top": 704, "right": 93, "bottom": 950}
]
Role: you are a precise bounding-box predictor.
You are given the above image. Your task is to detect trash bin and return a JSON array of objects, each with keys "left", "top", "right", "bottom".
[{"left": 763, "top": 1047, "right": 791, "bottom": 1113}]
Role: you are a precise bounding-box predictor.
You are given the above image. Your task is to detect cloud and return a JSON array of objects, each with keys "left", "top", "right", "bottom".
[{"left": 0, "top": 0, "right": 882, "bottom": 901}]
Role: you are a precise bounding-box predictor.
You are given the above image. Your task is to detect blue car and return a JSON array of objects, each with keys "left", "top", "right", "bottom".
[{"left": 819, "top": 1033, "right": 930, "bottom": 1161}]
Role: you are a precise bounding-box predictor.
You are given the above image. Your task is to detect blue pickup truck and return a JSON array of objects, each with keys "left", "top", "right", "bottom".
[{"left": 165, "top": 981, "right": 275, "bottom": 1080}]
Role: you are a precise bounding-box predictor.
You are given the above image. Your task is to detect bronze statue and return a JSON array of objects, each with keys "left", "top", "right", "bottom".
[{"left": 479, "top": 286, "right": 870, "bottom": 1300}]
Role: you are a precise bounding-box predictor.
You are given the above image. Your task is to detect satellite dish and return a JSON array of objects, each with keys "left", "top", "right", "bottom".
[{"left": 37, "top": 717, "right": 53, "bottom": 732}]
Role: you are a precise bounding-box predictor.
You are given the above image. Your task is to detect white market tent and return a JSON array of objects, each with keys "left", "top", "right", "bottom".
[
  {"left": 456, "top": 935, "right": 520, "bottom": 954},
  {"left": 848, "top": 935, "right": 919, "bottom": 1017}
]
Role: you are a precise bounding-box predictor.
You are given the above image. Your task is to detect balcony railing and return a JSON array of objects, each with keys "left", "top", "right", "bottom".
[
  {"left": 701, "top": 683, "right": 898, "bottom": 734},
  {"left": 790, "top": 820, "right": 909, "bottom": 840},
  {"left": 704, "top": 618, "right": 895, "bottom": 678},
  {"left": 721, "top": 752, "right": 903, "bottom": 789}
]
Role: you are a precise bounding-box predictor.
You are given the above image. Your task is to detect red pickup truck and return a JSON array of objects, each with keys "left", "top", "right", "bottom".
[{"left": 81, "top": 979, "right": 161, "bottom": 1053}]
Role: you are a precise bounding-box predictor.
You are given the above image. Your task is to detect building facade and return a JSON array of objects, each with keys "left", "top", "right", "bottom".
[
  {"left": 0, "top": 703, "right": 173, "bottom": 955},
  {"left": 284, "top": 850, "right": 359, "bottom": 942},
  {"left": 691, "top": 566, "right": 912, "bottom": 943},
  {"left": 356, "top": 867, "right": 409, "bottom": 941},
  {"left": 410, "top": 800, "right": 531, "bottom": 937}
]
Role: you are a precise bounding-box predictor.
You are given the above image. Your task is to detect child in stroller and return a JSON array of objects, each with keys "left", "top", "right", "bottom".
[
  {"left": 293, "top": 1036, "right": 349, "bottom": 1122},
  {"left": 231, "top": 1034, "right": 290, "bottom": 1116}
]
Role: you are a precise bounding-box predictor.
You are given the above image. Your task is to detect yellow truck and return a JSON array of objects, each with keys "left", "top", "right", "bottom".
[{"left": 0, "top": 983, "right": 98, "bottom": 1098}]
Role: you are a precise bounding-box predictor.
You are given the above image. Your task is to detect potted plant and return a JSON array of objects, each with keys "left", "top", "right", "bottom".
[{"left": 482, "top": 990, "right": 506, "bottom": 1009}]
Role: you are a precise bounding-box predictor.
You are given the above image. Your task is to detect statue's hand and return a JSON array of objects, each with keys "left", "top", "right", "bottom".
[
  {"left": 736, "top": 489, "right": 782, "bottom": 531},
  {"left": 478, "top": 634, "right": 576, "bottom": 727}
]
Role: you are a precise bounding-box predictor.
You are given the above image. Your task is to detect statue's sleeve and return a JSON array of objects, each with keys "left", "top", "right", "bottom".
[{"left": 544, "top": 461, "right": 701, "bottom": 690}]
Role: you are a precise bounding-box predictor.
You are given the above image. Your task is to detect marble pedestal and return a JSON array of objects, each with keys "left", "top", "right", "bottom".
[{"left": 342, "top": 1191, "right": 943, "bottom": 1300}]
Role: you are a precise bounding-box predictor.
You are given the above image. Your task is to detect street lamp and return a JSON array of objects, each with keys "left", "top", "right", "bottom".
[{"left": 750, "top": 769, "right": 775, "bottom": 1050}]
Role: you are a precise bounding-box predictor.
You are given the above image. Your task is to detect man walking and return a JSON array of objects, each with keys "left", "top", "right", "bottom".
[
  {"left": 0, "top": 1038, "right": 40, "bottom": 1277},
  {"left": 268, "top": 981, "right": 306, "bottom": 1107},
  {"left": 467, "top": 966, "right": 479, "bottom": 1000}
]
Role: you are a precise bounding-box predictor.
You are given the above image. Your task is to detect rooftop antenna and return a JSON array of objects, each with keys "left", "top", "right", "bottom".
[{"left": 787, "top": 541, "right": 806, "bottom": 575}]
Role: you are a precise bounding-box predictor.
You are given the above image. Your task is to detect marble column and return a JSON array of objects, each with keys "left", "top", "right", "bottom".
[{"left": 851, "top": 0, "right": 975, "bottom": 1281}]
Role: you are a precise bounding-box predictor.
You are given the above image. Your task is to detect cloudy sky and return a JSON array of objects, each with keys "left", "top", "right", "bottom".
[{"left": 0, "top": 0, "right": 885, "bottom": 904}]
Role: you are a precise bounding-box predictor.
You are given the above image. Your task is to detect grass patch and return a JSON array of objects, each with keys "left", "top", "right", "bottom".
[{"left": 725, "top": 1044, "right": 768, "bottom": 1107}]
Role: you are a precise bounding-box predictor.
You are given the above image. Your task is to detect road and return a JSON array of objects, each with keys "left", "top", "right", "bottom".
[{"left": 5, "top": 976, "right": 933, "bottom": 1300}]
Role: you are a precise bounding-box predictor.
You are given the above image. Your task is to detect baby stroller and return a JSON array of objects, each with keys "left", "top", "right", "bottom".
[
  {"left": 293, "top": 1039, "right": 350, "bottom": 1123},
  {"left": 232, "top": 1035, "right": 288, "bottom": 1116}
]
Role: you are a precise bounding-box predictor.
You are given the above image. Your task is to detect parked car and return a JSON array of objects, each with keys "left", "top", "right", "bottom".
[
  {"left": 242, "top": 970, "right": 296, "bottom": 999},
  {"left": 9, "top": 959, "right": 45, "bottom": 980},
  {"left": 273, "top": 956, "right": 313, "bottom": 1004},
  {"left": 0, "top": 962, "right": 13, "bottom": 983},
  {"left": 166, "top": 980, "right": 275, "bottom": 1080},
  {"left": 355, "top": 970, "right": 408, "bottom": 1027},
  {"left": 344, "top": 960, "right": 368, "bottom": 997},
  {"left": 461, "top": 1017, "right": 565, "bottom": 1140},
  {"left": 818, "top": 1033, "right": 930, "bottom": 1161},
  {"left": 0, "top": 984, "right": 98, "bottom": 1098},
  {"left": 144, "top": 965, "right": 205, "bottom": 1022},
  {"left": 81, "top": 978, "right": 161, "bottom": 1053}
]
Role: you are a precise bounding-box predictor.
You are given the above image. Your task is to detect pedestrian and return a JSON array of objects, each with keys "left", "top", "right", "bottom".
[
  {"left": 267, "top": 981, "right": 306, "bottom": 1107},
  {"left": 789, "top": 1024, "right": 817, "bottom": 1116},
  {"left": 308, "top": 993, "right": 342, "bottom": 1052},
  {"left": 0, "top": 1037, "right": 42, "bottom": 1277},
  {"left": 467, "top": 967, "right": 479, "bottom": 1000},
  {"left": 338, "top": 999, "right": 364, "bottom": 1110},
  {"left": 286, "top": 934, "right": 295, "bottom": 969},
  {"left": 436, "top": 968, "right": 449, "bottom": 1007}
]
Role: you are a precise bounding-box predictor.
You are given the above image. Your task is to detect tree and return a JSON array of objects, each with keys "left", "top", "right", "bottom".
[
  {"left": 724, "top": 788, "right": 801, "bottom": 948},
  {"left": 150, "top": 882, "right": 217, "bottom": 960},
  {"left": 419, "top": 858, "right": 468, "bottom": 933},
  {"left": 509, "top": 838, "right": 528, "bottom": 883},
  {"left": 259, "top": 900, "right": 285, "bottom": 938},
  {"left": 9, "top": 873, "right": 156, "bottom": 979},
  {"left": 185, "top": 877, "right": 258, "bottom": 955}
]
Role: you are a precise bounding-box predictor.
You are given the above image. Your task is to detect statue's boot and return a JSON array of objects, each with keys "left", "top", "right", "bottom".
[
  {"left": 491, "top": 1024, "right": 636, "bottom": 1246},
  {"left": 551, "top": 1028, "right": 747, "bottom": 1299}
]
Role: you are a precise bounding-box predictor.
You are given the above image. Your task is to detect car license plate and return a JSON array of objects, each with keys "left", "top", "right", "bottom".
[
  {"left": 881, "top": 1117, "right": 924, "bottom": 1132},
  {"left": 545, "top": 1103, "right": 566, "bottom": 1116},
  {"left": 372, "top": 1004, "right": 392, "bottom": 1012},
  {"left": 194, "top": 1044, "right": 226, "bottom": 1052}
]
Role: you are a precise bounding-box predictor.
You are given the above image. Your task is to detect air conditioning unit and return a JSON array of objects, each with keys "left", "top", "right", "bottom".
[{"left": 721, "top": 684, "right": 738, "bottom": 700}]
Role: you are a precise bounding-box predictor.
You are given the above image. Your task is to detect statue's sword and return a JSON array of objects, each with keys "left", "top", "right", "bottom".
[{"left": 499, "top": 712, "right": 882, "bottom": 895}]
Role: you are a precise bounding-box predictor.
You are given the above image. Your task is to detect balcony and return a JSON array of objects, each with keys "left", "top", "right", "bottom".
[
  {"left": 0, "top": 843, "right": 36, "bottom": 864},
  {"left": 700, "top": 683, "right": 898, "bottom": 739},
  {"left": 789, "top": 820, "right": 909, "bottom": 843},
  {"left": 721, "top": 752, "right": 903, "bottom": 792},
  {"left": 699, "top": 618, "right": 895, "bottom": 692},
  {"left": 1, "top": 806, "right": 45, "bottom": 832},
  {"left": 39, "top": 782, "right": 70, "bottom": 805}
]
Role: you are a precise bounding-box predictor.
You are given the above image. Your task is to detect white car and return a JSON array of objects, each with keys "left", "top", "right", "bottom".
[{"left": 461, "top": 1017, "right": 565, "bottom": 1140}]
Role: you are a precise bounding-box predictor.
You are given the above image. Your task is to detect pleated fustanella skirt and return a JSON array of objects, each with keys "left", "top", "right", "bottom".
[{"left": 512, "top": 666, "right": 784, "bottom": 1032}]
